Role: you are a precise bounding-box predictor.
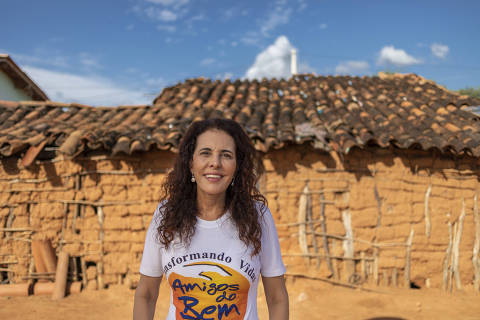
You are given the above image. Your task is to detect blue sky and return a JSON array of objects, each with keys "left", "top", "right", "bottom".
[{"left": 2, "top": 0, "right": 479, "bottom": 106}]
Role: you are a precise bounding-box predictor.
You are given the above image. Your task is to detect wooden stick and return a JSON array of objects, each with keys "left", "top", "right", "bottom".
[
  {"left": 449, "top": 222, "right": 457, "bottom": 293},
  {"left": 373, "top": 181, "right": 382, "bottom": 227},
  {"left": 52, "top": 251, "right": 69, "bottom": 300},
  {"left": 382, "top": 270, "right": 389, "bottom": 286},
  {"left": 284, "top": 272, "right": 387, "bottom": 294},
  {"left": 453, "top": 199, "right": 466, "bottom": 290},
  {"left": 5, "top": 237, "right": 32, "bottom": 242},
  {"left": 342, "top": 210, "right": 355, "bottom": 281},
  {"left": 424, "top": 184, "right": 432, "bottom": 238},
  {"left": 0, "top": 188, "right": 71, "bottom": 193},
  {"left": 298, "top": 185, "right": 309, "bottom": 255},
  {"left": 81, "top": 257, "right": 88, "bottom": 289},
  {"left": 282, "top": 253, "right": 374, "bottom": 261},
  {"left": 373, "top": 246, "right": 379, "bottom": 286},
  {"left": 331, "top": 239, "right": 339, "bottom": 280},
  {"left": 442, "top": 215, "right": 453, "bottom": 291},
  {"left": 360, "top": 252, "right": 367, "bottom": 281},
  {"left": 283, "top": 228, "right": 407, "bottom": 247},
  {"left": 473, "top": 191, "right": 480, "bottom": 292},
  {"left": 306, "top": 187, "right": 320, "bottom": 267},
  {"left": 0, "top": 228, "right": 33, "bottom": 232},
  {"left": 264, "top": 189, "right": 348, "bottom": 194},
  {"left": 392, "top": 268, "right": 398, "bottom": 287},
  {"left": 58, "top": 203, "right": 69, "bottom": 252},
  {"left": 320, "top": 192, "right": 335, "bottom": 276},
  {"left": 0, "top": 268, "right": 14, "bottom": 272},
  {"left": 0, "top": 261, "right": 18, "bottom": 264},
  {"left": 404, "top": 228, "right": 414, "bottom": 288},
  {"left": 97, "top": 206, "right": 105, "bottom": 290}
]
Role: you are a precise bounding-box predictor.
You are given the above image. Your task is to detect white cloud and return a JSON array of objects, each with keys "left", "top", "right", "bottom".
[
  {"left": 241, "top": 31, "right": 261, "bottom": 46},
  {"left": 156, "top": 25, "right": 176, "bottom": 32},
  {"left": 145, "top": 0, "right": 189, "bottom": 9},
  {"left": 145, "top": 7, "right": 177, "bottom": 21},
  {"left": 245, "top": 35, "right": 295, "bottom": 80},
  {"left": 377, "top": 45, "right": 421, "bottom": 67},
  {"left": 23, "top": 66, "right": 151, "bottom": 106},
  {"left": 126, "top": 24, "right": 135, "bottom": 31},
  {"left": 222, "top": 8, "right": 235, "bottom": 21},
  {"left": 319, "top": 23, "right": 327, "bottom": 30},
  {"left": 431, "top": 43, "right": 449, "bottom": 59},
  {"left": 145, "top": 77, "right": 166, "bottom": 87},
  {"left": 215, "top": 72, "right": 233, "bottom": 80},
  {"left": 335, "top": 61, "right": 370, "bottom": 75},
  {"left": 79, "top": 53, "right": 102, "bottom": 69},
  {"left": 298, "top": 0, "right": 307, "bottom": 11},
  {"left": 11, "top": 51, "right": 69, "bottom": 68},
  {"left": 261, "top": 2, "right": 292, "bottom": 36},
  {"left": 231, "top": 41, "right": 238, "bottom": 47},
  {"left": 200, "top": 58, "right": 216, "bottom": 66}
]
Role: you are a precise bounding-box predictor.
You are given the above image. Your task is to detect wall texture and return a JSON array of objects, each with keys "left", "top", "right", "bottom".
[
  {"left": 0, "top": 70, "right": 32, "bottom": 101},
  {"left": 1, "top": 145, "right": 479, "bottom": 291}
]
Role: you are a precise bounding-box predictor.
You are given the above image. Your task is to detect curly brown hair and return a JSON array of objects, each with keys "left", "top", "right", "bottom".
[{"left": 157, "top": 118, "right": 266, "bottom": 256}]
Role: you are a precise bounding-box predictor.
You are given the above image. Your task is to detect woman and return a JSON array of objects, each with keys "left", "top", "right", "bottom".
[{"left": 133, "top": 118, "right": 289, "bottom": 320}]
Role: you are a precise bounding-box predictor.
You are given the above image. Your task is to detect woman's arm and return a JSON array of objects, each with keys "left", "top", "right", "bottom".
[
  {"left": 133, "top": 274, "right": 163, "bottom": 320},
  {"left": 262, "top": 275, "right": 289, "bottom": 320}
]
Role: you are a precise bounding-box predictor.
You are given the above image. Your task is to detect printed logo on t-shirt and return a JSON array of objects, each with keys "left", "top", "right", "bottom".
[{"left": 166, "top": 252, "right": 255, "bottom": 320}]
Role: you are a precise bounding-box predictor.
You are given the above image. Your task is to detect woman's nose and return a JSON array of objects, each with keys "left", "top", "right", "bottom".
[{"left": 210, "top": 155, "right": 221, "bottom": 167}]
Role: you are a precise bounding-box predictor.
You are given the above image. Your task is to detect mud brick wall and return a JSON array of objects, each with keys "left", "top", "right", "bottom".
[
  {"left": 1, "top": 145, "right": 479, "bottom": 291},
  {"left": 265, "top": 145, "right": 480, "bottom": 290},
  {"left": 0, "top": 150, "right": 175, "bottom": 288}
]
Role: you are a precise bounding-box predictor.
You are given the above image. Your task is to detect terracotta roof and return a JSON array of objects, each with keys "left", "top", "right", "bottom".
[
  {"left": 1, "top": 73, "right": 480, "bottom": 165},
  {"left": 0, "top": 54, "right": 49, "bottom": 101}
]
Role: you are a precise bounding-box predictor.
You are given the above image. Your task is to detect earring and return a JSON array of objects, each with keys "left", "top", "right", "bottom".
[
  {"left": 191, "top": 174, "right": 196, "bottom": 183},
  {"left": 231, "top": 178, "right": 234, "bottom": 186}
]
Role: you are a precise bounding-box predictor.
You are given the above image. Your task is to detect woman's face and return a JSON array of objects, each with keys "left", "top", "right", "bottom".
[{"left": 190, "top": 129, "right": 237, "bottom": 199}]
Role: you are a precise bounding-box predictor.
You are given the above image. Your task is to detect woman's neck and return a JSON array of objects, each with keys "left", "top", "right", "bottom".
[{"left": 196, "top": 192, "right": 226, "bottom": 221}]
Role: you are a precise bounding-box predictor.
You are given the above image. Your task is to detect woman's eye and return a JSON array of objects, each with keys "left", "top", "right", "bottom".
[{"left": 223, "top": 153, "right": 233, "bottom": 159}]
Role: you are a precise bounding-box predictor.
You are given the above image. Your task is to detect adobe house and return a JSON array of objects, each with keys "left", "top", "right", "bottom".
[
  {"left": 1, "top": 73, "right": 480, "bottom": 292},
  {"left": 0, "top": 54, "right": 49, "bottom": 102}
]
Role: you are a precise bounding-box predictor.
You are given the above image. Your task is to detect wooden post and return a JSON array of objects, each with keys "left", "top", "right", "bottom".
[
  {"left": 382, "top": 270, "right": 389, "bottom": 286},
  {"left": 453, "top": 199, "right": 466, "bottom": 290},
  {"left": 298, "top": 185, "right": 309, "bottom": 255},
  {"left": 373, "top": 181, "right": 382, "bottom": 227},
  {"left": 331, "top": 239, "right": 339, "bottom": 280},
  {"left": 392, "top": 268, "right": 398, "bottom": 287},
  {"left": 97, "top": 206, "right": 105, "bottom": 290},
  {"left": 342, "top": 210, "right": 355, "bottom": 281},
  {"left": 404, "top": 228, "right": 414, "bottom": 288},
  {"left": 306, "top": 186, "right": 320, "bottom": 267},
  {"left": 424, "top": 184, "right": 432, "bottom": 238},
  {"left": 373, "top": 246, "right": 379, "bottom": 285},
  {"left": 360, "top": 252, "right": 367, "bottom": 282},
  {"left": 442, "top": 213, "right": 453, "bottom": 291},
  {"left": 80, "top": 257, "right": 88, "bottom": 289},
  {"left": 319, "top": 192, "right": 335, "bottom": 276},
  {"left": 449, "top": 222, "right": 457, "bottom": 292},
  {"left": 52, "top": 251, "right": 69, "bottom": 300},
  {"left": 473, "top": 191, "right": 480, "bottom": 292},
  {"left": 58, "top": 203, "right": 69, "bottom": 252}
]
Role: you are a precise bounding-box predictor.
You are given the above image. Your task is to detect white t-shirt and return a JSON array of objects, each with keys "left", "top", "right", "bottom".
[{"left": 139, "top": 202, "right": 286, "bottom": 320}]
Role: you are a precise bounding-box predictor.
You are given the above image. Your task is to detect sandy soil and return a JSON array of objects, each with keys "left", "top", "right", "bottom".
[{"left": 1, "top": 278, "right": 479, "bottom": 320}]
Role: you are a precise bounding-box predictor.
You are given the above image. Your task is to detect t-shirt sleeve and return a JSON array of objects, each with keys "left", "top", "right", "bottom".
[
  {"left": 259, "top": 204, "right": 286, "bottom": 277},
  {"left": 139, "top": 203, "right": 164, "bottom": 277}
]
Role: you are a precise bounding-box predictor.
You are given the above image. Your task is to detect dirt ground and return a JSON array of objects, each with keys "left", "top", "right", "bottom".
[{"left": 1, "top": 277, "right": 479, "bottom": 320}]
